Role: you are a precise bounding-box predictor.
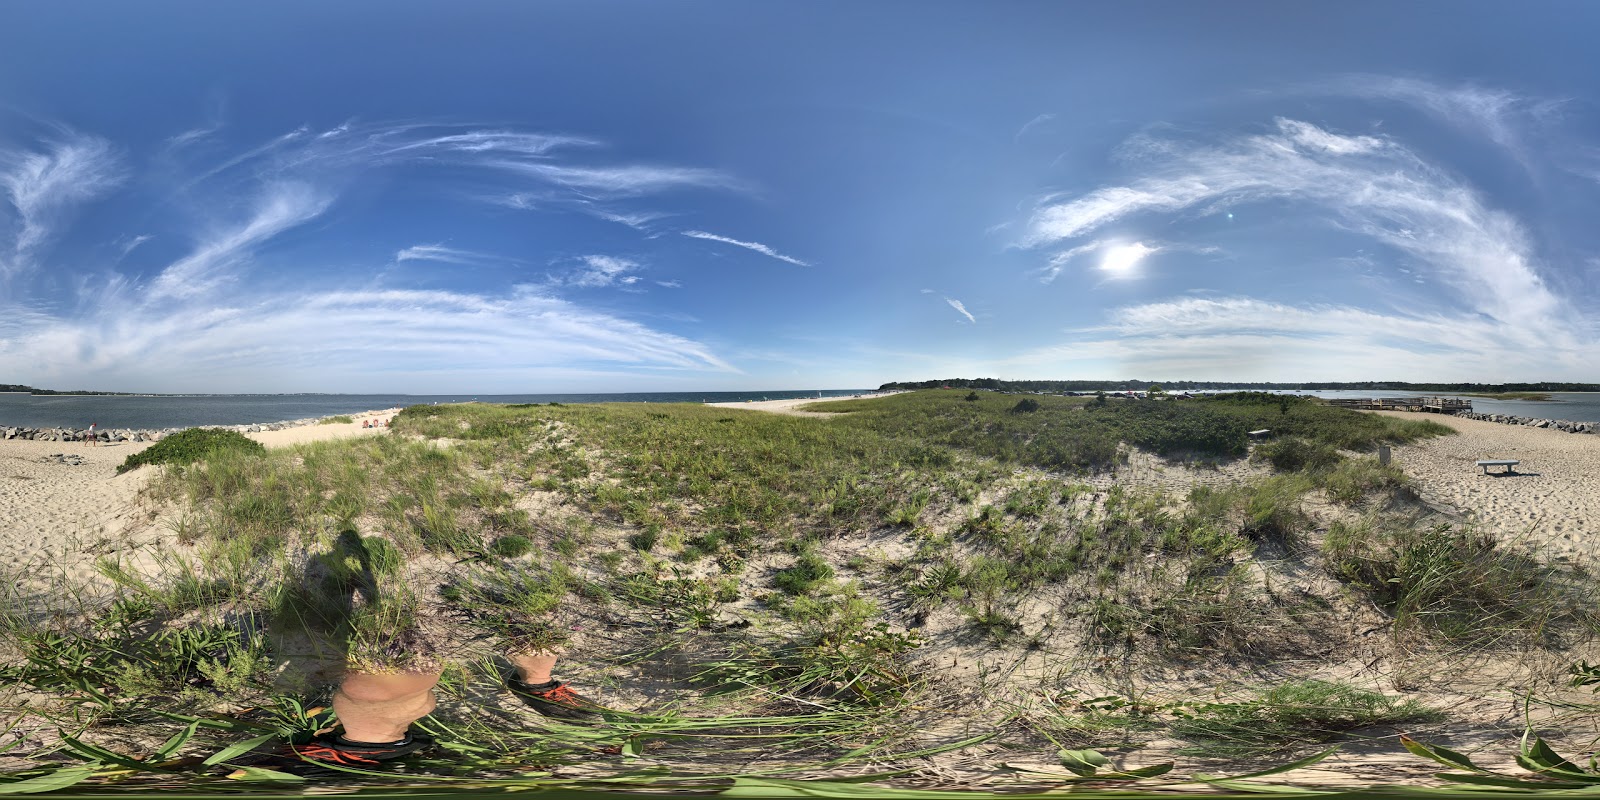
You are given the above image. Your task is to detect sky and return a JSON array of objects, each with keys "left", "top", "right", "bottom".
[{"left": 4, "top": 1, "right": 1600, "bottom": 392}]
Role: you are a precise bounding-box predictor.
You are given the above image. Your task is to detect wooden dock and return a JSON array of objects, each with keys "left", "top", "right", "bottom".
[{"left": 1324, "top": 396, "right": 1472, "bottom": 414}]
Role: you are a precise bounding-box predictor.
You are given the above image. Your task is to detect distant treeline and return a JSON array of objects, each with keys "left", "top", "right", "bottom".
[
  {"left": 878, "top": 378, "right": 1600, "bottom": 393},
  {"left": 0, "top": 384, "right": 133, "bottom": 396}
]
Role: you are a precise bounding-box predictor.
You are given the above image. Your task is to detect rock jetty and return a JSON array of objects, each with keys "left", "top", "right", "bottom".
[
  {"left": 1455, "top": 411, "right": 1598, "bottom": 434},
  {"left": 1, "top": 416, "right": 350, "bottom": 443}
]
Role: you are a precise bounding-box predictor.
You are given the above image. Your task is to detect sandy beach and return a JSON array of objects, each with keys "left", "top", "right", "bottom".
[
  {"left": 0, "top": 409, "right": 401, "bottom": 575},
  {"left": 704, "top": 391, "right": 901, "bottom": 417},
  {"left": 1374, "top": 410, "right": 1600, "bottom": 561}
]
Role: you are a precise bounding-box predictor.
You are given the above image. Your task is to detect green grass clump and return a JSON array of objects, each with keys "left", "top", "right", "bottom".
[
  {"left": 1175, "top": 679, "right": 1441, "bottom": 757},
  {"left": 489, "top": 534, "right": 535, "bottom": 558},
  {"left": 1325, "top": 520, "right": 1590, "bottom": 645},
  {"left": 320, "top": 415, "right": 354, "bottom": 424},
  {"left": 1253, "top": 436, "right": 1342, "bottom": 473},
  {"left": 774, "top": 551, "right": 835, "bottom": 595},
  {"left": 117, "top": 428, "right": 265, "bottom": 474}
]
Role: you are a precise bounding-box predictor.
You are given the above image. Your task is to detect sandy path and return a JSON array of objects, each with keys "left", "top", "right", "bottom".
[
  {"left": 1372, "top": 411, "right": 1600, "bottom": 560},
  {"left": 0, "top": 408, "right": 402, "bottom": 575},
  {"left": 704, "top": 392, "right": 902, "bottom": 417}
]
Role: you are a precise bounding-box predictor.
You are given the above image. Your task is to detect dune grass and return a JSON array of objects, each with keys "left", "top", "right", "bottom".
[{"left": 6, "top": 390, "right": 1592, "bottom": 792}]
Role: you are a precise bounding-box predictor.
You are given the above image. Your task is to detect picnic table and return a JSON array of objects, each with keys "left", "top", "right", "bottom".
[{"left": 1476, "top": 459, "right": 1519, "bottom": 475}]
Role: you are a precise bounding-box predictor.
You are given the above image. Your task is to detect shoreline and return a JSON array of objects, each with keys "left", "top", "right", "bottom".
[{"left": 0, "top": 408, "right": 403, "bottom": 574}]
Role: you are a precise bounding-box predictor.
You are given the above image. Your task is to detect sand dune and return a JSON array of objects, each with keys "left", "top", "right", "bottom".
[{"left": 0, "top": 409, "right": 400, "bottom": 574}]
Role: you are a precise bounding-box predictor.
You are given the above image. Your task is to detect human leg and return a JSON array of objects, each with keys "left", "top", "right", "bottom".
[
  {"left": 505, "top": 651, "right": 603, "bottom": 720},
  {"left": 333, "top": 670, "right": 441, "bottom": 743}
]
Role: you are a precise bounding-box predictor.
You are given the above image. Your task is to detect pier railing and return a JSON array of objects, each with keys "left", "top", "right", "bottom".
[{"left": 1323, "top": 396, "right": 1472, "bottom": 413}]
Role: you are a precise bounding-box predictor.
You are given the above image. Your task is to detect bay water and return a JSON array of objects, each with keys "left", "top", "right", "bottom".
[{"left": 0, "top": 390, "right": 874, "bottom": 430}]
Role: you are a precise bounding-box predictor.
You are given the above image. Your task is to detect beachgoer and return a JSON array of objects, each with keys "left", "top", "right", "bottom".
[
  {"left": 84, "top": 422, "right": 97, "bottom": 447},
  {"left": 293, "top": 652, "right": 602, "bottom": 764},
  {"left": 362, "top": 419, "right": 371, "bottom": 428},
  {"left": 284, "top": 533, "right": 604, "bottom": 766}
]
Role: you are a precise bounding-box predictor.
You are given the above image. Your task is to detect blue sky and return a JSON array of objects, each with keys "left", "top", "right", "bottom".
[{"left": 4, "top": 1, "right": 1600, "bottom": 392}]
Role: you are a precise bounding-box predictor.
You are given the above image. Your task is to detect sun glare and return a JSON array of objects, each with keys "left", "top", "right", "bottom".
[{"left": 1099, "top": 242, "right": 1155, "bottom": 276}]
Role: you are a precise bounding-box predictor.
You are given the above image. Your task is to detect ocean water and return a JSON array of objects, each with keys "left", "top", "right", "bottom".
[
  {"left": 0, "top": 390, "right": 874, "bottom": 430},
  {"left": 1262, "top": 390, "right": 1600, "bottom": 425}
]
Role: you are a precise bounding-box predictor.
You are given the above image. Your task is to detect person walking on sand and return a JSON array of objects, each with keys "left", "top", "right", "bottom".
[
  {"left": 84, "top": 422, "right": 97, "bottom": 446},
  {"left": 292, "top": 652, "right": 604, "bottom": 764}
]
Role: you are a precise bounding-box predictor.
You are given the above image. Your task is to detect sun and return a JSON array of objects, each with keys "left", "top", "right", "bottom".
[{"left": 1100, "top": 242, "right": 1156, "bottom": 276}]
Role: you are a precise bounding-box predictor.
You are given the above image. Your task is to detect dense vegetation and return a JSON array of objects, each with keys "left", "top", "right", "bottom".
[
  {"left": 115, "top": 427, "right": 265, "bottom": 474},
  {"left": 3, "top": 390, "right": 1595, "bottom": 792},
  {"left": 881, "top": 378, "right": 1600, "bottom": 393}
]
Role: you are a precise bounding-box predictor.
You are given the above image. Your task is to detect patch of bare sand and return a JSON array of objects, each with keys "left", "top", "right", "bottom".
[
  {"left": 0, "top": 409, "right": 403, "bottom": 577},
  {"left": 704, "top": 391, "right": 903, "bottom": 417},
  {"left": 1371, "top": 410, "right": 1600, "bottom": 561}
]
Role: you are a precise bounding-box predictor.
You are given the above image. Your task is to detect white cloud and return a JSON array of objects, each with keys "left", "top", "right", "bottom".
[
  {"left": 656, "top": 279, "right": 682, "bottom": 289},
  {"left": 118, "top": 234, "right": 153, "bottom": 257},
  {"left": 0, "top": 133, "right": 124, "bottom": 272},
  {"left": 1002, "top": 295, "right": 1587, "bottom": 381},
  {"left": 493, "top": 162, "right": 741, "bottom": 197},
  {"left": 394, "top": 244, "right": 496, "bottom": 265},
  {"left": 1024, "top": 117, "right": 1562, "bottom": 327},
  {"left": 0, "top": 286, "right": 735, "bottom": 392},
  {"left": 1015, "top": 113, "right": 1056, "bottom": 141},
  {"left": 681, "top": 230, "right": 810, "bottom": 266},
  {"left": 1319, "top": 76, "right": 1556, "bottom": 161},
  {"left": 944, "top": 297, "right": 975, "bottom": 323},
  {"left": 569, "top": 255, "right": 640, "bottom": 288},
  {"left": 149, "top": 181, "right": 331, "bottom": 300}
]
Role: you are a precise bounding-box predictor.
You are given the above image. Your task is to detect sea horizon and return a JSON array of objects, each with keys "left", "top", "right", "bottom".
[{"left": 0, "top": 389, "right": 879, "bottom": 430}]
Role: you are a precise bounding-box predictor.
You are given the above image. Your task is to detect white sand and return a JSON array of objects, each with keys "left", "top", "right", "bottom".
[
  {"left": 1373, "top": 410, "right": 1600, "bottom": 560},
  {"left": 0, "top": 408, "right": 402, "bottom": 574},
  {"left": 704, "top": 391, "right": 902, "bottom": 417}
]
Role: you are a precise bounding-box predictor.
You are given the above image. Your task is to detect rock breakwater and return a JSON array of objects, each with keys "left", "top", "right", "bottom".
[
  {"left": 1455, "top": 411, "right": 1598, "bottom": 434},
  {"left": 1, "top": 416, "right": 349, "bottom": 444}
]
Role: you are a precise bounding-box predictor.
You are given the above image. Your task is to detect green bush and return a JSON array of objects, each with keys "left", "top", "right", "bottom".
[
  {"left": 489, "top": 534, "right": 535, "bottom": 558},
  {"left": 1325, "top": 521, "right": 1590, "bottom": 644},
  {"left": 1175, "top": 679, "right": 1441, "bottom": 757},
  {"left": 117, "top": 428, "right": 265, "bottom": 474},
  {"left": 320, "top": 415, "right": 354, "bottom": 425},
  {"left": 774, "top": 552, "right": 835, "bottom": 595},
  {"left": 1254, "top": 436, "right": 1342, "bottom": 473},
  {"left": 1011, "top": 398, "right": 1042, "bottom": 413}
]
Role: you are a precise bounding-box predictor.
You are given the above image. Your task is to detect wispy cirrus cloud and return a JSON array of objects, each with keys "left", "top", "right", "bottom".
[
  {"left": 0, "top": 132, "right": 124, "bottom": 274},
  {"left": 1316, "top": 75, "right": 1562, "bottom": 161},
  {"left": 681, "top": 230, "right": 810, "bottom": 266},
  {"left": 0, "top": 117, "right": 749, "bottom": 391},
  {"left": 149, "top": 181, "right": 331, "bottom": 300},
  {"left": 944, "top": 297, "right": 976, "bottom": 323},
  {"left": 1005, "top": 295, "right": 1587, "bottom": 381},
  {"left": 0, "top": 286, "right": 734, "bottom": 392},
  {"left": 568, "top": 255, "right": 642, "bottom": 288},
  {"left": 394, "top": 244, "right": 499, "bottom": 266},
  {"left": 1025, "top": 117, "right": 1561, "bottom": 327}
]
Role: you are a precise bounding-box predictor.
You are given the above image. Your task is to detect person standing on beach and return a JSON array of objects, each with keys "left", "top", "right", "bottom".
[
  {"left": 83, "top": 422, "right": 97, "bottom": 446},
  {"left": 282, "top": 533, "right": 605, "bottom": 766},
  {"left": 294, "top": 651, "right": 603, "bottom": 764}
]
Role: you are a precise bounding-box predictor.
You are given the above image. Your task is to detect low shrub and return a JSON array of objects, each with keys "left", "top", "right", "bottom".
[
  {"left": 1011, "top": 398, "right": 1041, "bottom": 413},
  {"left": 774, "top": 552, "right": 835, "bottom": 595},
  {"left": 1325, "top": 520, "right": 1590, "bottom": 645},
  {"left": 117, "top": 428, "right": 265, "bottom": 474},
  {"left": 1254, "top": 436, "right": 1342, "bottom": 473},
  {"left": 320, "top": 415, "right": 354, "bottom": 425},
  {"left": 1175, "top": 679, "right": 1441, "bottom": 757},
  {"left": 489, "top": 534, "right": 535, "bottom": 558}
]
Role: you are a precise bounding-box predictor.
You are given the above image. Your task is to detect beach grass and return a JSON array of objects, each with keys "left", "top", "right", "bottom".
[{"left": 5, "top": 389, "right": 1595, "bottom": 791}]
